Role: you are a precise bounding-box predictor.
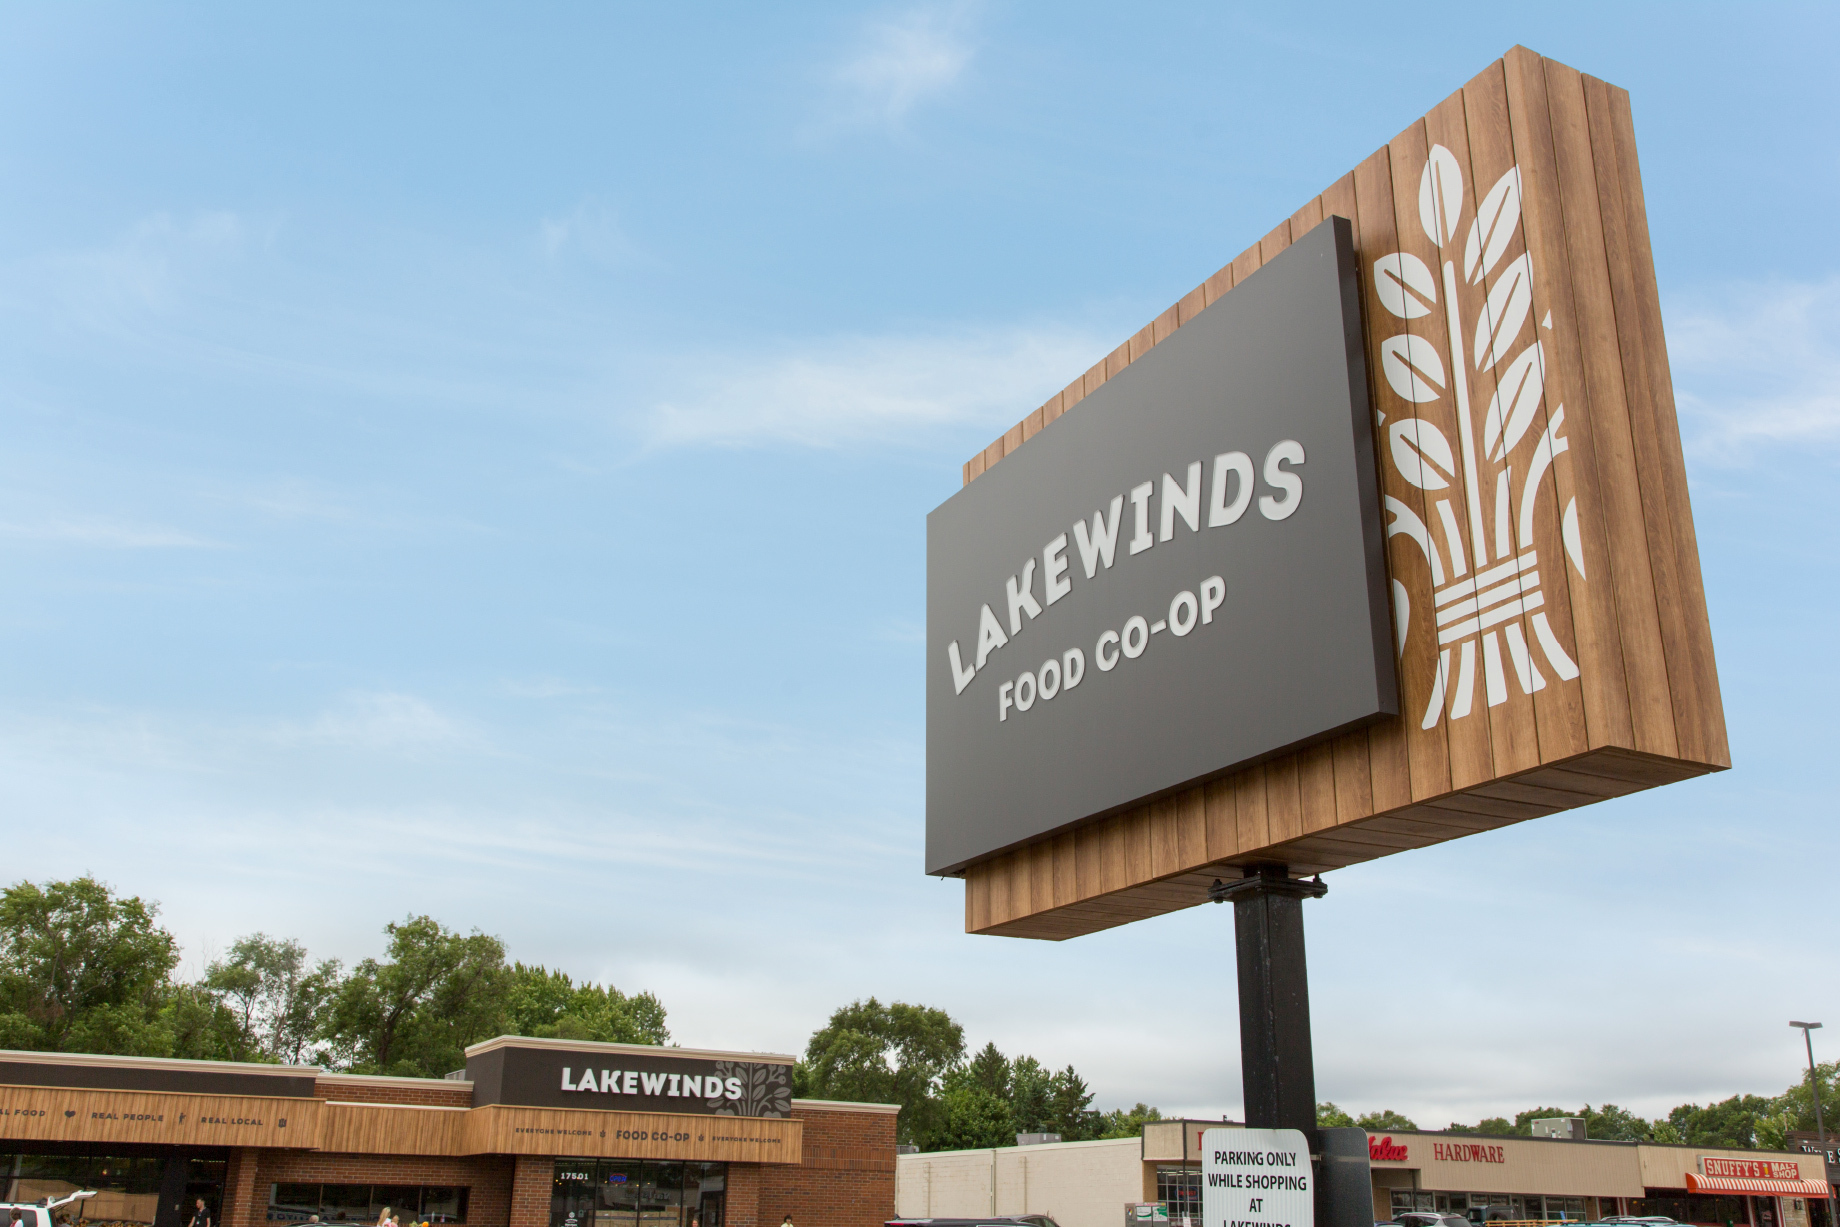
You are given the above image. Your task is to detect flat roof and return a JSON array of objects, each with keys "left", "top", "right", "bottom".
[
  {"left": 0, "top": 1049, "right": 320, "bottom": 1077},
  {"left": 463, "top": 1035, "right": 796, "bottom": 1065}
]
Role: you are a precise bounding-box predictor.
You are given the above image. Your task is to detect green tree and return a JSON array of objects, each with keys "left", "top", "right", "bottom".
[
  {"left": 320, "top": 916, "right": 510, "bottom": 1077},
  {"left": 504, "top": 964, "right": 669, "bottom": 1046},
  {"left": 968, "top": 1042, "right": 1010, "bottom": 1098},
  {"left": 800, "top": 998, "right": 965, "bottom": 1146},
  {"left": 203, "top": 934, "right": 343, "bottom": 1064},
  {"left": 1318, "top": 1103, "right": 1356, "bottom": 1128},
  {"left": 0, "top": 876, "right": 179, "bottom": 1055},
  {"left": 1475, "top": 1118, "right": 1514, "bottom": 1135},
  {"left": 1357, "top": 1109, "right": 1418, "bottom": 1131},
  {"left": 1009, "top": 1055, "right": 1053, "bottom": 1135},
  {"left": 1663, "top": 1094, "right": 1776, "bottom": 1149},
  {"left": 1100, "top": 1103, "right": 1163, "bottom": 1139},
  {"left": 933, "top": 1067, "right": 1015, "bottom": 1150},
  {"left": 1767, "top": 1063, "right": 1840, "bottom": 1140},
  {"left": 1048, "top": 1066, "right": 1102, "bottom": 1141},
  {"left": 1581, "top": 1103, "right": 1652, "bottom": 1142}
]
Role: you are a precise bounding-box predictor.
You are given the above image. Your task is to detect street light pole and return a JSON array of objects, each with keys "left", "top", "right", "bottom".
[{"left": 1790, "top": 1022, "right": 1835, "bottom": 1227}]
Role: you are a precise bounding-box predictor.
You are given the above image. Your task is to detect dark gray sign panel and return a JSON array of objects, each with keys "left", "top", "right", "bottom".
[
  {"left": 466, "top": 1044, "right": 792, "bottom": 1118},
  {"left": 926, "top": 217, "right": 1395, "bottom": 877}
]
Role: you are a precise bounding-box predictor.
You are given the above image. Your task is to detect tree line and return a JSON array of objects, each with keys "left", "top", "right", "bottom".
[
  {"left": 12, "top": 876, "right": 1830, "bottom": 1154},
  {"left": 792, "top": 997, "right": 1162, "bottom": 1149},
  {"left": 0, "top": 876, "right": 667, "bottom": 1077},
  {"left": 1318, "top": 1073, "right": 1840, "bottom": 1150}
]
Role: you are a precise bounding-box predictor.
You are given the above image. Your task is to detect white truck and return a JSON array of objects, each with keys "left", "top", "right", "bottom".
[{"left": 0, "top": 1189, "right": 97, "bottom": 1227}]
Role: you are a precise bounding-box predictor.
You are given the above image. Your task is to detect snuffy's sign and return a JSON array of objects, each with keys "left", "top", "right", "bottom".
[{"left": 930, "top": 46, "right": 1729, "bottom": 940}]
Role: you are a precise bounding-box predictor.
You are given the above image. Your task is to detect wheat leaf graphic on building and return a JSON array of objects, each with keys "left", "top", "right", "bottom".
[{"left": 1377, "top": 145, "right": 1588, "bottom": 730}]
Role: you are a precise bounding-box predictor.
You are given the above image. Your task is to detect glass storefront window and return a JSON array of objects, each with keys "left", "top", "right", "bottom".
[
  {"left": 267, "top": 1184, "right": 469, "bottom": 1225},
  {"left": 0, "top": 1154, "right": 162, "bottom": 1225},
  {"left": 551, "top": 1161, "right": 726, "bottom": 1227},
  {"left": 1155, "top": 1167, "right": 1202, "bottom": 1227}
]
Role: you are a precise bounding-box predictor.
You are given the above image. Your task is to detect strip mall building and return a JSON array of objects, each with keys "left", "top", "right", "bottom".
[
  {"left": 895, "top": 1123, "right": 1833, "bottom": 1227},
  {"left": 0, "top": 1039, "right": 897, "bottom": 1227}
]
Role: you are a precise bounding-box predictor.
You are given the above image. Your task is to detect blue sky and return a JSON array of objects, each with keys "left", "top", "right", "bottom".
[{"left": 3, "top": 1, "right": 1839, "bottom": 1127}]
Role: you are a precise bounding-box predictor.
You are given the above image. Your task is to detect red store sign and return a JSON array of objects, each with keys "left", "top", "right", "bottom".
[
  {"left": 1702, "top": 1158, "right": 1802, "bottom": 1179},
  {"left": 1370, "top": 1136, "right": 1409, "bottom": 1162},
  {"left": 1433, "top": 1142, "right": 1506, "bottom": 1164}
]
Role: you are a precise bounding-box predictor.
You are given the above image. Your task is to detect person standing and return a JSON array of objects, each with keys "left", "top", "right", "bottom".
[
  {"left": 376, "top": 1207, "right": 396, "bottom": 1227},
  {"left": 189, "top": 1200, "right": 212, "bottom": 1227}
]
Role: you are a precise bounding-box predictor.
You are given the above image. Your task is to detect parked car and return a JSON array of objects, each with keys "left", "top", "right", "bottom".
[
  {"left": 0, "top": 1190, "right": 96, "bottom": 1227},
  {"left": 1390, "top": 1212, "right": 1471, "bottom": 1227}
]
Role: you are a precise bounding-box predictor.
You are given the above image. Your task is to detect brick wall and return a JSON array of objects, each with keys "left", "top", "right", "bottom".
[
  {"left": 250, "top": 1152, "right": 516, "bottom": 1227},
  {"left": 315, "top": 1079, "right": 475, "bottom": 1109},
  {"left": 507, "top": 1155, "right": 551, "bottom": 1227},
  {"left": 759, "top": 1106, "right": 896, "bottom": 1227},
  {"left": 224, "top": 1149, "right": 262, "bottom": 1227}
]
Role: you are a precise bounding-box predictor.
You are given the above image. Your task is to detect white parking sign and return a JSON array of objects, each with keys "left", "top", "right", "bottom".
[{"left": 1201, "top": 1127, "right": 1313, "bottom": 1227}]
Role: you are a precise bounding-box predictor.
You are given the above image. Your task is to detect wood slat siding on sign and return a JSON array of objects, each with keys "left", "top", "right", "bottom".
[{"left": 952, "top": 48, "right": 1724, "bottom": 939}]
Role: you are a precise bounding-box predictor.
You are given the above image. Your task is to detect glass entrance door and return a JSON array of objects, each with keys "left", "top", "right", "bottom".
[{"left": 550, "top": 1161, "right": 726, "bottom": 1227}]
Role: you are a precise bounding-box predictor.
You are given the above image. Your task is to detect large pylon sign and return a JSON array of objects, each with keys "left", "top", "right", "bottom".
[{"left": 926, "top": 46, "right": 1728, "bottom": 939}]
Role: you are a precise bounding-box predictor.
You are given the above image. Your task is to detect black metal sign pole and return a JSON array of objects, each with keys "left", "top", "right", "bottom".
[{"left": 1213, "top": 865, "right": 1370, "bottom": 1227}]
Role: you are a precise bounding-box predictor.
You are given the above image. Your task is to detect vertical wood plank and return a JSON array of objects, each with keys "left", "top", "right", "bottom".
[
  {"left": 1266, "top": 757, "right": 1303, "bottom": 844},
  {"left": 1002, "top": 422, "right": 1024, "bottom": 455},
  {"left": 1042, "top": 388, "right": 1066, "bottom": 428},
  {"left": 1204, "top": 776, "right": 1239, "bottom": 860},
  {"left": 1601, "top": 83, "right": 1729, "bottom": 767},
  {"left": 963, "top": 451, "right": 985, "bottom": 486},
  {"left": 1502, "top": 46, "right": 1635, "bottom": 754},
  {"left": 1105, "top": 339, "right": 1133, "bottom": 380},
  {"left": 1122, "top": 807, "right": 1152, "bottom": 885},
  {"left": 1462, "top": 56, "right": 1591, "bottom": 767},
  {"left": 1412, "top": 91, "right": 1499, "bottom": 791},
  {"left": 1259, "top": 220, "right": 1293, "bottom": 264},
  {"left": 1230, "top": 241, "right": 1264, "bottom": 285},
  {"left": 1430, "top": 71, "right": 1543, "bottom": 778},
  {"left": 1148, "top": 798, "right": 1180, "bottom": 878},
  {"left": 1289, "top": 196, "right": 1325, "bottom": 239},
  {"left": 1582, "top": 72, "right": 1691, "bottom": 756},
  {"left": 1585, "top": 73, "right": 1706, "bottom": 767},
  {"left": 1235, "top": 764, "right": 1271, "bottom": 852},
  {"left": 1178, "top": 285, "right": 1208, "bottom": 325},
  {"left": 1364, "top": 132, "right": 1457, "bottom": 801},
  {"left": 1052, "top": 831, "right": 1077, "bottom": 908},
  {"left": 1021, "top": 405, "right": 1045, "bottom": 442},
  {"left": 1331, "top": 730, "right": 1375, "bottom": 824},
  {"left": 1298, "top": 742, "right": 1337, "bottom": 833},
  {"left": 1544, "top": 57, "right": 1678, "bottom": 757},
  {"left": 1176, "top": 786, "right": 1208, "bottom": 867},
  {"left": 1202, "top": 263, "right": 1234, "bottom": 307}
]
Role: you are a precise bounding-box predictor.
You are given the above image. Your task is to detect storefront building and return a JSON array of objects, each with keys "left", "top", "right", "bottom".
[
  {"left": 1368, "top": 1130, "right": 1830, "bottom": 1227},
  {"left": 0, "top": 1039, "right": 898, "bottom": 1227},
  {"left": 895, "top": 1126, "right": 1833, "bottom": 1227}
]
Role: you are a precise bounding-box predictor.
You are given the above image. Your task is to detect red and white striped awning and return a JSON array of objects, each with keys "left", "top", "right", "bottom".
[{"left": 1686, "top": 1174, "right": 1833, "bottom": 1197}]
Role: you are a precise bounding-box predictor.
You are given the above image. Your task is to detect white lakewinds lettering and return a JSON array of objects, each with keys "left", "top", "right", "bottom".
[
  {"left": 559, "top": 1067, "right": 744, "bottom": 1100},
  {"left": 946, "top": 440, "right": 1307, "bottom": 720}
]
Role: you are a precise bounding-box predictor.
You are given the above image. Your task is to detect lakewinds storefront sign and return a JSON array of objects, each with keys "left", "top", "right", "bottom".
[
  {"left": 464, "top": 1036, "right": 793, "bottom": 1119},
  {"left": 931, "top": 45, "right": 1729, "bottom": 940}
]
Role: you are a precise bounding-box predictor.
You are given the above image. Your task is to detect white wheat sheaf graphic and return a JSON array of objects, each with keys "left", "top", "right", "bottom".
[{"left": 1377, "top": 146, "right": 1588, "bottom": 730}]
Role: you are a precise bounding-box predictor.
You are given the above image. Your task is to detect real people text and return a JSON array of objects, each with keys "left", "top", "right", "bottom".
[{"left": 945, "top": 439, "right": 1307, "bottom": 700}]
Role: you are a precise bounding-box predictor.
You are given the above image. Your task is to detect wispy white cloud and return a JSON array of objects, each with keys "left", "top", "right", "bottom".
[
  {"left": 0, "top": 517, "right": 220, "bottom": 549},
  {"left": 1669, "top": 275, "right": 1840, "bottom": 459},
  {"left": 279, "top": 691, "right": 472, "bottom": 752},
  {"left": 822, "top": 3, "right": 977, "bottom": 131},
  {"left": 643, "top": 324, "right": 1105, "bottom": 449},
  {"left": 537, "top": 201, "right": 641, "bottom": 267}
]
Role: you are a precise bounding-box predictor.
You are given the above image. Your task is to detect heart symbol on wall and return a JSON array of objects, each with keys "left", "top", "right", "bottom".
[{"left": 63, "top": 1110, "right": 74, "bottom": 1118}]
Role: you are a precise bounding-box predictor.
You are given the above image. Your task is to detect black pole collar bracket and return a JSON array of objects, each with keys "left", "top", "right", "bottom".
[{"left": 1208, "top": 863, "right": 1328, "bottom": 904}]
